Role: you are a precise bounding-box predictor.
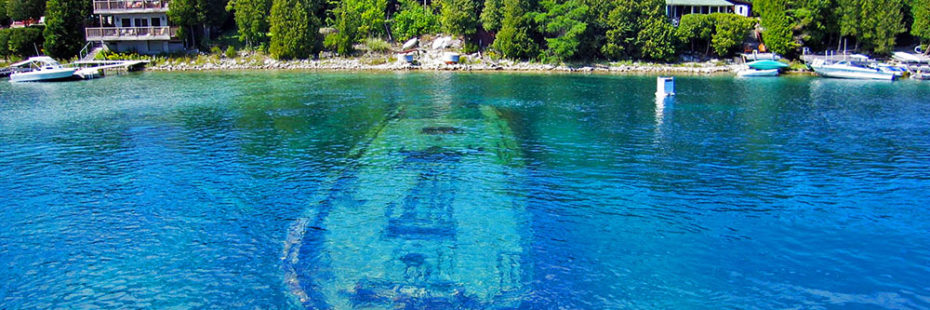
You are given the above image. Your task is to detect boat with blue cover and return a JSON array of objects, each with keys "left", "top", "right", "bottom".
[{"left": 746, "top": 60, "right": 789, "bottom": 70}]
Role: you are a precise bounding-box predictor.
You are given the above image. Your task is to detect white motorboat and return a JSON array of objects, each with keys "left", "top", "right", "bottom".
[
  {"left": 8, "top": 56, "right": 78, "bottom": 82},
  {"left": 912, "top": 66, "right": 930, "bottom": 80},
  {"left": 808, "top": 59, "right": 896, "bottom": 80},
  {"left": 737, "top": 68, "right": 779, "bottom": 77}
]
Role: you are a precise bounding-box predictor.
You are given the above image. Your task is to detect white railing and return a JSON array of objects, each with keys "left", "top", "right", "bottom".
[
  {"left": 85, "top": 27, "right": 178, "bottom": 41},
  {"left": 93, "top": 0, "right": 169, "bottom": 13}
]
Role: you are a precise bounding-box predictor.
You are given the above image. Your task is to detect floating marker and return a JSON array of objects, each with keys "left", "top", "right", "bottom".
[{"left": 656, "top": 76, "right": 675, "bottom": 97}]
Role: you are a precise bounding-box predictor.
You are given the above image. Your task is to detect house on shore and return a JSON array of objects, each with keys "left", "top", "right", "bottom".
[
  {"left": 665, "top": 0, "right": 752, "bottom": 26},
  {"left": 85, "top": 0, "right": 184, "bottom": 54}
]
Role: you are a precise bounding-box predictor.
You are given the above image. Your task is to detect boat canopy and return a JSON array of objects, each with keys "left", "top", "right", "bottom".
[{"left": 9, "top": 56, "right": 60, "bottom": 68}]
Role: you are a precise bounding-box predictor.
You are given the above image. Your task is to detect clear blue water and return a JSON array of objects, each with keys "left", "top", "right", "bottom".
[{"left": 1, "top": 72, "right": 929, "bottom": 309}]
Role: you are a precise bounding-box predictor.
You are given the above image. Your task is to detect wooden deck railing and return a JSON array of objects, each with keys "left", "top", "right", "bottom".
[
  {"left": 93, "top": 0, "right": 169, "bottom": 13},
  {"left": 85, "top": 27, "right": 179, "bottom": 41}
]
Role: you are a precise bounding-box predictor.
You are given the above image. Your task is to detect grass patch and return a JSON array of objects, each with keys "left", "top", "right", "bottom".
[{"left": 363, "top": 38, "right": 392, "bottom": 54}]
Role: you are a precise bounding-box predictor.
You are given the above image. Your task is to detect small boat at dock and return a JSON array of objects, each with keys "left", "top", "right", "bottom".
[
  {"left": 737, "top": 68, "right": 779, "bottom": 77},
  {"left": 912, "top": 66, "right": 930, "bottom": 80},
  {"left": 8, "top": 57, "right": 78, "bottom": 82},
  {"left": 746, "top": 60, "right": 788, "bottom": 71},
  {"left": 808, "top": 59, "right": 896, "bottom": 80}
]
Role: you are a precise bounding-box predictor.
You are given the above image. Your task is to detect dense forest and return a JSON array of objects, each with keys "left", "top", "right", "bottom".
[{"left": 1, "top": 0, "right": 930, "bottom": 62}]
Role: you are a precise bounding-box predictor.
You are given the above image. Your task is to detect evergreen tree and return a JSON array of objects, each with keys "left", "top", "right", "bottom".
[
  {"left": 492, "top": 0, "right": 539, "bottom": 59},
  {"left": 603, "top": 0, "right": 674, "bottom": 61},
  {"left": 858, "top": 0, "right": 904, "bottom": 54},
  {"left": 913, "top": 0, "right": 930, "bottom": 53},
  {"left": 634, "top": 0, "right": 675, "bottom": 61},
  {"left": 838, "top": 0, "right": 904, "bottom": 54},
  {"left": 792, "top": 0, "right": 839, "bottom": 51},
  {"left": 0, "top": 29, "right": 9, "bottom": 60},
  {"left": 601, "top": 0, "right": 635, "bottom": 58},
  {"left": 6, "top": 0, "right": 43, "bottom": 21},
  {"left": 270, "top": 0, "right": 321, "bottom": 59},
  {"left": 0, "top": 0, "right": 10, "bottom": 27},
  {"left": 227, "top": 0, "right": 271, "bottom": 48},
  {"left": 710, "top": 13, "right": 754, "bottom": 57},
  {"left": 757, "top": 0, "right": 799, "bottom": 56},
  {"left": 533, "top": 0, "right": 588, "bottom": 61},
  {"left": 168, "top": 0, "right": 201, "bottom": 46},
  {"left": 44, "top": 0, "right": 88, "bottom": 59},
  {"left": 392, "top": 0, "right": 439, "bottom": 41},
  {"left": 326, "top": 0, "right": 359, "bottom": 54},
  {"left": 481, "top": 0, "right": 503, "bottom": 32},
  {"left": 169, "top": 0, "right": 230, "bottom": 47},
  {"left": 352, "top": 0, "right": 388, "bottom": 37},
  {"left": 676, "top": 13, "right": 714, "bottom": 54},
  {"left": 440, "top": 0, "right": 479, "bottom": 36}
]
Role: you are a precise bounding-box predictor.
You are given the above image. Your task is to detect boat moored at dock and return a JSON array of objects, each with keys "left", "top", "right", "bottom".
[
  {"left": 736, "top": 68, "right": 779, "bottom": 77},
  {"left": 808, "top": 59, "right": 897, "bottom": 80},
  {"left": 8, "top": 57, "right": 79, "bottom": 82}
]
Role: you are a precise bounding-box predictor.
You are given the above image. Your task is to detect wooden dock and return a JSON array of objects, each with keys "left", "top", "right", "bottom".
[{"left": 72, "top": 60, "right": 150, "bottom": 72}]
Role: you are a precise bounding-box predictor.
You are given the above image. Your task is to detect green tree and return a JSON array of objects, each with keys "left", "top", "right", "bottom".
[
  {"left": 859, "top": 0, "right": 905, "bottom": 54},
  {"left": 533, "top": 0, "right": 588, "bottom": 61},
  {"left": 636, "top": 16, "right": 676, "bottom": 61},
  {"left": 0, "top": 29, "right": 11, "bottom": 60},
  {"left": 352, "top": 0, "right": 388, "bottom": 37},
  {"left": 43, "top": 0, "right": 88, "bottom": 59},
  {"left": 391, "top": 0, "right": 439, "bottom": 41},
  {"left": 710, "top": 13, "right": 754, "bottom": 57},
  {"left": 0, "top": 0, "right": 10, "bottom": 26},
  {"left": 270, "top": 0, "right": 321, "bottom": 59},
  {"left": 440, "top": 0, "right": 479, "bottom": 36},
  {"left": 168, "top": 0, "right": 201, "bottom": 46},
  {"left": 227, "top": 0, "right": 272, "bottom": 48},
  {"left": 601, "top": 0, "right": 635, "bottom": 58},
  {"left": 7, "top": 26, "right": 42, "bottom": 57},
  {"left": 168, "top": 0, "right": 230, "bottom": 47},
  {"left": 913, "top": 0, "right": 930, "bottom": 52},
  {"left": 676, "top": 13, "right": 714, "bottom": 54},
  {"left": 480, "top": 0, "right": 503, "bottom": 31},
  {"left": 326, "top": 0, "right": 359, "bottom": 54},
  {"left": 792, "top": 0, "right": 839, "bottom": 50},
  {"left": 492, "top": 0, "right": 539, "bottom": 59},
  {"left": 838, "top": 0, "right": 904, "bottom": 54},
  {"left": 603, "top": 0, "right": 674, "bottom": 61},
  {"left": 6, "top": 0, "right": 43, "bottom": 21},
  {"left": 757, "top": 0, "right": 799, "bottom": 56}
]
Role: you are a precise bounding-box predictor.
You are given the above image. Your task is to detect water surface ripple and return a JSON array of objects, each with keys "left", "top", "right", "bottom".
[{"left": 1, "top": 72, "right": 929, "bottom": 309}]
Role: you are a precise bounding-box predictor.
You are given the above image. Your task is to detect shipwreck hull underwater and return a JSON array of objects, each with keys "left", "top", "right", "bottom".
[{"left": 282, "top": 103, "right": 530, "bottom": 309}]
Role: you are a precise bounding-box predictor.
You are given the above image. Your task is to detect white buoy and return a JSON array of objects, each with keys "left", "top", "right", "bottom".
[{"left": 656, "top": 76, "right": 675, "bottom": 97}]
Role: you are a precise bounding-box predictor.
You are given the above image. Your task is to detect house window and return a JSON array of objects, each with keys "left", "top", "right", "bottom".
[
  {"left": 151, "top": 18, "right": 161, "bottom": 27},
  {"left": 134, "top": 18, "right": 149, "bottom": 27},
  {"left": 121, "top": 18, "right": 131, "bottom": 27}
]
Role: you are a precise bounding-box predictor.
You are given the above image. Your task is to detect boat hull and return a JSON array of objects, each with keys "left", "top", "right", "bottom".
[
  {"left": 811, "top": 67, "right": 895, "bottom": 80},
  {"left": 9, "top": 68, "right": 78, "bottom": 82},
  {"left": 282, "top": 104, "right": 528, "bottom": 309},
  {"left": 737, "top": 68, "right": 779, "bottom": 77},
  {"left": 746, "top": 60, "right": 788, "bottom": 70}
]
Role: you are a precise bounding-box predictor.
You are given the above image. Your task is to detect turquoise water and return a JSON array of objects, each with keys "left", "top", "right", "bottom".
[{"left": 1, "top": 72, "right": 929, "bottom": 309}]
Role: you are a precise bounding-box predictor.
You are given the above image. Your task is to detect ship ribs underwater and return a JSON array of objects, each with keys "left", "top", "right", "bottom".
[{"left": 282, "top": 102, "right": 530, "bottom": 309}]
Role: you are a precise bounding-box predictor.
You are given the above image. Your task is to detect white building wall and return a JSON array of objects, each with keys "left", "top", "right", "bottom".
[{"left": 735, "top": 4, "right": 750, "bottom": 17}]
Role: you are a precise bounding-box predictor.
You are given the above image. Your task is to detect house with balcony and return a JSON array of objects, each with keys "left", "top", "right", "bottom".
[
  {"left": 85, "top": 0, "right": 184, "bottom": 54},
  {"left": 665, "top": 0, "right": 752, "bottom": 26}
]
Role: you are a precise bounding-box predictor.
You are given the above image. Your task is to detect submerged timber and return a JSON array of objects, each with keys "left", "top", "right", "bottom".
[{"left": 282, "top": 102, "right": 529, "bottom": 308}]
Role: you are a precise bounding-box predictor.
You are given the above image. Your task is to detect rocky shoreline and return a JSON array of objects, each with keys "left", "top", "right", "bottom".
[{"left": 147, "top": 53, "right": 741, "bottom": 75}]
